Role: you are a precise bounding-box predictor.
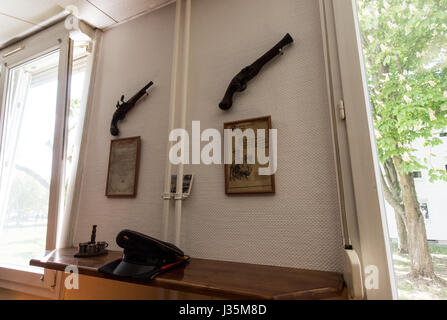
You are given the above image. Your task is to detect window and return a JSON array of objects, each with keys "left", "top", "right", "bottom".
[
  {"left": 412, "top": 171, "right": 422, "bottom": 179},
  {"left": 329, "top": 0, "right": 447, "bottom": 300},
  {"left": 420, "top": 203, "right": 429, "bottom": 220},
  {"left": 0, "top": 21, "right": 94, "bottom": 298},
  {"left": 440, "top": 133, "right": 447, "bottom": 138},
  {"left": 62, "top": 47, "right": 89, "bottom": 207},
  {"left": 0, "top": 50, "right": 60, "bottom": 272}
]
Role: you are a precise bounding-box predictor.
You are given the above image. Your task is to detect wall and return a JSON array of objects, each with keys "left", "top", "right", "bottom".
[
  {"left": 73, "top": 0, "right": 343, "bottom": 275},
  {"left": 386, "top": 136, "right": 447, "bottom": 242},
  {"left": 181, "top": 0, "right": 342, "bottom": 271},
  {"left": 73, "top": 4, "right": 175, "bottom": 246}
]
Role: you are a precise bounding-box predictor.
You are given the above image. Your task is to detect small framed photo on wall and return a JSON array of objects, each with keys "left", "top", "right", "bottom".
[
  {"left": 106, "top": 137, "right": 141, "bottom": 198},
  {"left": 224, "top": 116, "right": 276, "bottom": 194}
]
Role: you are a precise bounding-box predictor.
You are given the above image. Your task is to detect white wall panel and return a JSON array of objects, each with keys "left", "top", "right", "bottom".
[
  {"left": 74, "top": 4, "right": 175, "bottom": 247},
  {"left": 182, "top": 0, "right": 343, "bottom": 272}
]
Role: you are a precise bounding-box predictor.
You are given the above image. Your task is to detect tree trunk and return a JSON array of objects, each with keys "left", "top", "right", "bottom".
[
  {"left": 395, "top": 212, "right": 409, "bottom": 254},
  {"left": 380, "top": 159, "right": 409, "bottom": 254},
  {"left": 393, "top": 156, "right": 434, "bottom": 278},
  {"left": 381, "top": 179, "right": 409, "bottom": 254}
]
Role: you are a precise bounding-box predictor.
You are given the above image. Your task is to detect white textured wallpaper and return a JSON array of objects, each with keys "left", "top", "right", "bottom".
[
  {"left": 74, "top": 0, "right": 344, "bottom": 273},
  {"left": 74, "top": 5, "right": 175, "bottom": 247}
]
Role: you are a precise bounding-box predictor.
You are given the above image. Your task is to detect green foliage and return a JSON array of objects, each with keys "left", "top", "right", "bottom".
[
  {"left": 69, "top": 98, "right": 80, "bottom": 119},
  {"left": 67, "top": 98, "right": 81, "bottom": 158},
  {"left": 358, "top": 0, "right": 447, "bottom": 180}
]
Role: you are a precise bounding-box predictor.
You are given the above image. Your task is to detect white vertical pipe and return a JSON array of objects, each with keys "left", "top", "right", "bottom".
[
  {"left": 174, "top": 0, "right": 191, "bottom": 247},
  {"left": 162, "top": 0, "right": 182, "bottom": 241}
]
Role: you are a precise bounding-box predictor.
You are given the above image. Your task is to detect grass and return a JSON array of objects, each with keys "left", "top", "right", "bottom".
[
  {"left": 391, "top": 243, "right": 447, "bottom": 300},
  {"left": 430, "top": 246, "right": 447, "bottom": 255},
  {"left": 391, "top": 242, "right": 447, "bottom": 255}
]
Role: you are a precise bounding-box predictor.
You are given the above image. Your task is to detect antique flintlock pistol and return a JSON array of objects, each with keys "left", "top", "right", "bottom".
[{"left": 110, "top": 81, "right": 154, "bottom": 136}]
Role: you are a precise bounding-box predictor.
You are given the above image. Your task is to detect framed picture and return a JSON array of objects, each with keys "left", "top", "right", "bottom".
[
  {"left": 106, "top": 137, "right": 141, "bottom": 198},
  {"left": 224, "top": 116, "right": 275, "bottom": 194}
]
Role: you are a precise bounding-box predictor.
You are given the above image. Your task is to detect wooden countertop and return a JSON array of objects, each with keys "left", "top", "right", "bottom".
[{"left": 30, "top": 248, "right": 345, "bottom": 300}]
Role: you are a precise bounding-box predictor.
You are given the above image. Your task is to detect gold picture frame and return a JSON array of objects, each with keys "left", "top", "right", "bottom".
[
  {"left": 105, "top": 137, "right": 141, "bottom": 198},
  {"left": 224, "top": 116, "right": 276, "bottom": 194}
]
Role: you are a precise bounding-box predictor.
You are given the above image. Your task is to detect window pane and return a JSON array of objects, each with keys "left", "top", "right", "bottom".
[
  {"left": 0, "top": 50, "right": 60, "bottom": 272},
  {"left": 55, "top": 44, "right": 89, "bottom": 249},
  {"left": 355, "top": 0, "right": 447, "bottom": 299},
  {"left": 63, "top": 49, "right": 88, "bottom": 207}
]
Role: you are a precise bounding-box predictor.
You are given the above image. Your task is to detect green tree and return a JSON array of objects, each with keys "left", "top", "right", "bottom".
[{"left": 357, "top": 0, "right": 447, "bottom": 281}]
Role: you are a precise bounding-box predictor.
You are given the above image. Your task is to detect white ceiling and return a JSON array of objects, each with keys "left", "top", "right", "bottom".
[{"left": 0, "top": 0, "right": 173, "bottom": 48}]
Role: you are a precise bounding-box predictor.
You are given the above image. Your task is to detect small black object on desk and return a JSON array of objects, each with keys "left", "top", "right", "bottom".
[
  {"left": 90, "top": 225, "right": 97, "bottom": 243},
  {"left": 74, "top": 225, "right": 109, "bottom": 258}
]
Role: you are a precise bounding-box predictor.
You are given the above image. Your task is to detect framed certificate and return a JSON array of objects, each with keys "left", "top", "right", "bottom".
[{"left": 106, "top": 137, "right": 141, "bottom": 198}]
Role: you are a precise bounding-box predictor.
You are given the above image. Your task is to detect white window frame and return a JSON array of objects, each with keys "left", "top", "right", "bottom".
[
  {"left": 320, "top": 0, "right": 398, "bottom": 299},
  {"left": 0, "top": 21, "right": 74, "bottom": 299}
]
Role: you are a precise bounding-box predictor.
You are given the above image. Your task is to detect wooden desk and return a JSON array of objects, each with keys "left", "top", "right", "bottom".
[{"left": 30, "top": 248, "right": 345, "bottom": 300}]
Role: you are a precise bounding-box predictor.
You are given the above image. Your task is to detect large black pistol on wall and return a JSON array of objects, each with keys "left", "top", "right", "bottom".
[{"left": 219, "top": 33, "right": 294, "bottom": 111}]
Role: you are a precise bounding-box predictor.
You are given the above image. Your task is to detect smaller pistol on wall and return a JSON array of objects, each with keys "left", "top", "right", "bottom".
[
  {"left": 110, "top": 81, "right": 154, "bottom": 136},
  {"left": 219, "top": 33, "right": 294, "bottom": 111}
]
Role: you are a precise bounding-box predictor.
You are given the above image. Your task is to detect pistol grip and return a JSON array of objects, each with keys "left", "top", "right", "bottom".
[{"left": 219, "top": 86, "right": 237, "bottom": 110}]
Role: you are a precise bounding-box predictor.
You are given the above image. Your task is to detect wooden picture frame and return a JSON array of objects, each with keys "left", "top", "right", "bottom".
[
  {"left": 224, "top": 116, "right": 276, "bottom": 194},
  {"left": 105, "top": 136, "right": 141, "bottom": 198}
]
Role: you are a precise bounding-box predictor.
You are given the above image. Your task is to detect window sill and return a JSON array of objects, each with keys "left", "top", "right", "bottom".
[{"left": 0, "top": 266, "right": 62, "bottom": 299}]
